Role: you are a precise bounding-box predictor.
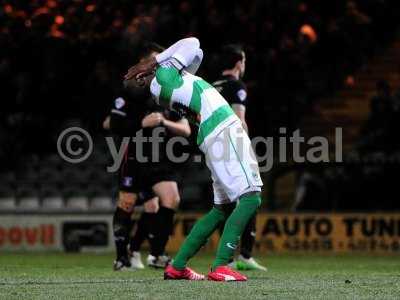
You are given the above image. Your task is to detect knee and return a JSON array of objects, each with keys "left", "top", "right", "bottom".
[
  {"left": 159, "top": 192, "right": 180, "bottom": 210},
  {"left": 117, "top": 191, "right": 137, "bottom": 213},
  {"left": 113, "top": 200, "right": 134, "bottom": 236},
  {"left": 144, "top": 197, "right": 159, "bottom": 213},
  {"left": 240, "top": 192, "right": 262, "bottom": 207}
]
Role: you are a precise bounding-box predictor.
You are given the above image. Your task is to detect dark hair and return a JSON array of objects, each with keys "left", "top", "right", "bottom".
[
  {"left": 220, "top": 44, "right": 244, "bottom": 70},
  {"left": 140, "top": 42, "right": 165, "bottom": 59}
]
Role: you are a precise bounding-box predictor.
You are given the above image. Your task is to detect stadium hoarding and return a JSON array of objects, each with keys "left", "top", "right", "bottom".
[
  {"left": 0, "top": 213, "right": 399, "bottom": 253},
  {"left": 250, "top": 213, "right": 400, "bottom": 253},
  {"left": 0, "top": 215, "right": 113, "bottom": 252},
  {"left": 170, "top": 213, "right": 400, "bottom": 254}
]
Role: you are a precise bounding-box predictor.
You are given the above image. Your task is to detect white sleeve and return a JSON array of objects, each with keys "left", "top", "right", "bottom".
[
  {"left": 155, "top": 37, "right": 203, "bottom": 73},
  {"left": 184, "top": 48, "right": 203, "bottom": 74}
]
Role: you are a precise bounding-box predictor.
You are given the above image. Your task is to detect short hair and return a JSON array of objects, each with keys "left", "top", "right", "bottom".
[
  {"left": 220, "top": 44, "right": 244, "bottom": 70},
  {"left": 140, "top": 42, "right": 165, "bottom": 59}
]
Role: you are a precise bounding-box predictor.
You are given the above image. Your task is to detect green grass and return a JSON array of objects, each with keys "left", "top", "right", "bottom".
[{"left": 0, "top": 253, "right": 399, "bottom": 299}]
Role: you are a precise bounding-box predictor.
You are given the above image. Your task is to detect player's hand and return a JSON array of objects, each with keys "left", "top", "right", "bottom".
[
  {"left": 142, "top": 112, "right": 164, "bottom": 128},
  {"left": 124, "top": 57, "right": 157, "bottom": 81}
]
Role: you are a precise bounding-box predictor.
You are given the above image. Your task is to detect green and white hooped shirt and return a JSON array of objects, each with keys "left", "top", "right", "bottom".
[{"left": 150, "top": 66, "right": 239, "bottom": 149}]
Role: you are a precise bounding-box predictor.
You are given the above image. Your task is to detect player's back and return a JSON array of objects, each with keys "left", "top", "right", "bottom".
[
  {"left": 180, "top": 71, "right": 229, "bottom": 118},
  {"left": 150, "top": 66, "right": 239, "bottom": 147}
]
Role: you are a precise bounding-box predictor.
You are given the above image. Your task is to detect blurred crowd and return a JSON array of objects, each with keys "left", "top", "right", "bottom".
[
  {"left": 294, "top": 80, "right": 400, "bottom": 211},
  {"left": 2, "top": 0, "right": 400, "bottom": 166}
]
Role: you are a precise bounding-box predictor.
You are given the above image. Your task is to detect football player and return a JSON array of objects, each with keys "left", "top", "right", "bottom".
[
  {"left": 213, "top": 44, "right": 266, "bottom": 271},
  {"left": 125, "top": 37, "right": 263, "bottom": 281},
  {"left": 104, "top": 43, "right": 191, "bottom": 270}
]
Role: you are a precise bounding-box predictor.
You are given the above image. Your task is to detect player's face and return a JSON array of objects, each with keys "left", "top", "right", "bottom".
[{"left": 239, "top": 51, "right": 246, "bottom": 78}]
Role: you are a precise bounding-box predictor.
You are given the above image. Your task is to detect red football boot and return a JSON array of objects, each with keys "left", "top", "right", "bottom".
[
  {"left": 164, "top": 265, "right": 205, "bottom": 280},
  {"left": 207, "top": 266, "right": 247, "bottom": 282}
]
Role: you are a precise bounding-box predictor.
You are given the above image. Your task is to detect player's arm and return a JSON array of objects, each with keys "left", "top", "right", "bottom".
[
  {"left": 231, "top": 83, "right": 249, "bottom": 133},
  {"left": 109, "top": 97, "right": 136, "bottom": 136},
  {"left": 156, "top": 37, "right": 202, "bottom": 69},
  {"left": 162, "top": 118, "right": 191, "bottom": 137},
  {"left": 142, "top": 113, "right": 191, "bottom": 137},
  {"left": 125, "top": 37, "right": 203, "bottom": 80},
  {"left": 103, "top": 115, "right": 111, "bottom": 130},
  {"left": 232, "top": 104, "right": 248, "bottom": 133}
]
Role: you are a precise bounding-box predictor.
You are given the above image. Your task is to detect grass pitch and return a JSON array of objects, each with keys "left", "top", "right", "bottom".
[{"left": 0, "top": 252, "right": 399, "bottom": 299}]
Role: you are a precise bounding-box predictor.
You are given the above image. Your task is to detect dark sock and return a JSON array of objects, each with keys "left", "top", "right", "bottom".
[
  {"left": 150, "top": 206, "right": 175, "bottom": 257},
  {"left": 113, "top": 207, "right": 133, "bottom": 260},
  {"left": 130, "top": 212, "right": 155, "bottom": 252},
  {"left": 240, "top": 213, "right": 257, "bottom": 259}
]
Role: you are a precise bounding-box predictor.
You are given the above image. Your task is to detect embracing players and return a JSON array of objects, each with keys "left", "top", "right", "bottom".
[
  {"left": 213, "top": 45, "right": 266, "bottom": 271},
  {"left": 125, "top": 37, "right": 263, "bottom": 281},
  {"left": 104, "top": 43, "right": 191, "bottom": 271}
]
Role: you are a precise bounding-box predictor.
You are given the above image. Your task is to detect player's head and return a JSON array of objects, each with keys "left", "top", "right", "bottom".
[
  {"left": 124, "top": 42, "right": 165, "bottom": 89},
  {"left": 220, "top": 44, "right": 246, "bottom": 78},
  {"left": 139, "top": 42, "right": 165, "bottom": 62}
]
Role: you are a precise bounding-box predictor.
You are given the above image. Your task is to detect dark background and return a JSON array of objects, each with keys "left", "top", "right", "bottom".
[{"left": 1, "top": 0, "right": 400, "bottom": 212}]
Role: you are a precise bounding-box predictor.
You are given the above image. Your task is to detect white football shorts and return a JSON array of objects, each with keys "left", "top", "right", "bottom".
[{"left": 204, "top": 120, "right": 263, "bottom": 204}]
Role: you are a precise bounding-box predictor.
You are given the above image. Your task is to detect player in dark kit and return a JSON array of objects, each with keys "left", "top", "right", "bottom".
[
  {"left": 213, "top": 44, "right": 267, "bottom": 271},
  {"left": 103, "top": 44, "right": 191, "bottom": 271}
]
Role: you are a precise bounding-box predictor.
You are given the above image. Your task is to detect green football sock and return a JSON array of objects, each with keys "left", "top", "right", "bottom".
[
  {"left": 173, "top": 207, "right": 226, "bottom": 270},
  {"left": 212, "top": 193, "right": 262, "bottom": 270}
]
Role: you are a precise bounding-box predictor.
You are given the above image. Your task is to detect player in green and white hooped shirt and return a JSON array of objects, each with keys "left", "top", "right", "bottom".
[{"left": 125, "top": 38, "right": 263, "bottom": 281}]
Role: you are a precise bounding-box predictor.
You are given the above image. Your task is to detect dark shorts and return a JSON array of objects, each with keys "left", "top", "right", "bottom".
[{"left": 119, "top": 157, "right": 177, "bottom": 204}]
